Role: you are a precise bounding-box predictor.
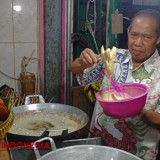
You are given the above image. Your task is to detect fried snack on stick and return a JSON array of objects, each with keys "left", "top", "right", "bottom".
[
  {"left": 101, "top": 91, "right": 127, "bottom": 101},
  {"left": 101, "top": 46, "right": 117, "bottom": 75}
]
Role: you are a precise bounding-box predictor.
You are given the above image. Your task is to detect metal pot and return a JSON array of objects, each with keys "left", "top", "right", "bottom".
[
  {"left": 33, "top": 137, "right": 142, "bottom": 160},
  {"left": 7, "top": 95, "right": 89, "bottom": 142}
]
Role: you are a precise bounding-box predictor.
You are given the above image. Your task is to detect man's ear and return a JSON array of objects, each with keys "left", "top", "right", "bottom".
[
  {"left": 157, "top": 36, "right": 160, "bottom": 45},
  {"left": 127, "top": 27, "right": 130, "bottom": 34},
  {"left": 127, "top": 26, "right": 132, "bottom": 36},
  {"left": 127, "top": 27, "right": 130, "bottom": 37}
]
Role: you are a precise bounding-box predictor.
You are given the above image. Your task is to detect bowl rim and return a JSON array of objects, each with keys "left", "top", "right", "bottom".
[{"left": 96, "top": 83, "right": 148, "bottom": 103}]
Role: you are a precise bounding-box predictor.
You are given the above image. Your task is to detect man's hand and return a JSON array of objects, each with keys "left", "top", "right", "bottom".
[
  {"left": 70, "top": 48, "right": 99, "bottom": 75},
  {"left": 79, "top": 48, "right": 99, "bottom": 68},
  {"left": 143, "top": 110, "right": 160, "bottom": 125}
]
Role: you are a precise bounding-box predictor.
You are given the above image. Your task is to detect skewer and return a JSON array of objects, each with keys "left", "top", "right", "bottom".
[{"left": 100, "top": 46, "right": 132, "bottom": 100}]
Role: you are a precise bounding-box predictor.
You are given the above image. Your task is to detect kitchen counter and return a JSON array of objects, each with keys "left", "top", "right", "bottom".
[{"left": 0, "top": 139, "right": 11, "bottom": 160}]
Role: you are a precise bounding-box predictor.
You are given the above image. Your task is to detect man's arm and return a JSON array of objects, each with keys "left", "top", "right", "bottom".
[{"left": 70, "top": 57, "right": 87, "bottom": 75}]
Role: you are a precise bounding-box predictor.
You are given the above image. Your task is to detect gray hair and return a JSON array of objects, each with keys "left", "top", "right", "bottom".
[{"left": 129, "top": 9, "right": 160, "bottom": 36}]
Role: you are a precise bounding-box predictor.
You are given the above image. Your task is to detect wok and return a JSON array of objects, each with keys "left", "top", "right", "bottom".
[
  {"left": 7, "top": 95, "right": 89, "bottom": 142},
  {"left": 33, "top": 137, "right": 142, "bottom": 160}
]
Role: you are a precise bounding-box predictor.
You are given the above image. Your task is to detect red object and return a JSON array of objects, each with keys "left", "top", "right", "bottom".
[{"left": 0, "top": 102, "right": 9, "bottom": 122}]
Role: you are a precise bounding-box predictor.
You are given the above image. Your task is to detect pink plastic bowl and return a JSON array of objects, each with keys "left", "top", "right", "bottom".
[{"left": 95, "top": 83, "right": 148, "bottom": 118}]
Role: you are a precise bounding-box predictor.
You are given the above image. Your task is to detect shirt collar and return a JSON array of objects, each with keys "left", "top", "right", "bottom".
[
  {"left": 143, "top": 49, "right": 159, "bottom": 73},
  {"left": 128, "top": 49, "right": 159, "bottom": 73}
]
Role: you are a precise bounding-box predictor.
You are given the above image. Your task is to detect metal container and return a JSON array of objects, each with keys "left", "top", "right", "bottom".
[
  {"left": 7, "top": 95, "right": 89, "bottom": 142},
  {"left": 33, "top": 137, "right": 142, "bottom": 160},
  {"left": 7, "top": 137, "right": 107, "bottom": 160}
]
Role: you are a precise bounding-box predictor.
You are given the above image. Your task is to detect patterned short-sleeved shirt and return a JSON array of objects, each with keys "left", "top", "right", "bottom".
[{"left": 77, "top": 49, "right": 160, "bottom": 160}]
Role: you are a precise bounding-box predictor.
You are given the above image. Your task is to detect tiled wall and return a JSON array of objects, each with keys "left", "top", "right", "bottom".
[{"left": 0, "top": 0, "right": 39, "bottom": 94}]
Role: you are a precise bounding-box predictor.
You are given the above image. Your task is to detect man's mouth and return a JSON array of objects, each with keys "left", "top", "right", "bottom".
[{"left": 132, "top": 49, "right": 142, "bottom": 56}]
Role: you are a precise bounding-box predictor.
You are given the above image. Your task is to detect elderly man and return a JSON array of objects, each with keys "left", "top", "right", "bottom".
[{"left": 70, "top": 9, "right": 160, "bottom": 160}]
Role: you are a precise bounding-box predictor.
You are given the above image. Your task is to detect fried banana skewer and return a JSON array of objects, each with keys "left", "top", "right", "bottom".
[{"left": 101, "top": 45, "right": 117, "bottom": 75}]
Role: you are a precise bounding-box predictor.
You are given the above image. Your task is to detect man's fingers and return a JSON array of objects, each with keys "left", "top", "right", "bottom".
[
  {"left": 81, "top": 49, "right": 99, "bottom": 65},
  {"left": 80, "top": 53, "right": 93, "bottom": 66}
]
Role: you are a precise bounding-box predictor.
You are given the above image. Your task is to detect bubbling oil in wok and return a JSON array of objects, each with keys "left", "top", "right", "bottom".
[{"left": 9, "top": 110, "right": 86, "bottom": 136}]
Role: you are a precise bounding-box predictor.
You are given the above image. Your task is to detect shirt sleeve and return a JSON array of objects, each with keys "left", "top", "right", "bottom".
[{"left": 76, "top": 55, "right": 104, "bottom": 85}]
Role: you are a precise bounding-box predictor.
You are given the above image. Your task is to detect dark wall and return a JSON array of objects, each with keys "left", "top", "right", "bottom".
[{"left": 44, "top": 0, "right": 62, "bottom": 102}]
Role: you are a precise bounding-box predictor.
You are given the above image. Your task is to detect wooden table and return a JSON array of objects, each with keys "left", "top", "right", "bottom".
[{"left": 0, "top": 139, "right": 11, "bottom": 160}]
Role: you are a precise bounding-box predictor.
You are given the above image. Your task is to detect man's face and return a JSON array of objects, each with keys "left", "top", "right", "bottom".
[{"left": 128, "top": 15, "right": 160, "bottom": 63}]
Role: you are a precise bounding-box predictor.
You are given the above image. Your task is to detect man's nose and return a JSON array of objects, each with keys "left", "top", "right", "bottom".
[{"left": 135, "top": 36, "right": 143, "bottom": 46}]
